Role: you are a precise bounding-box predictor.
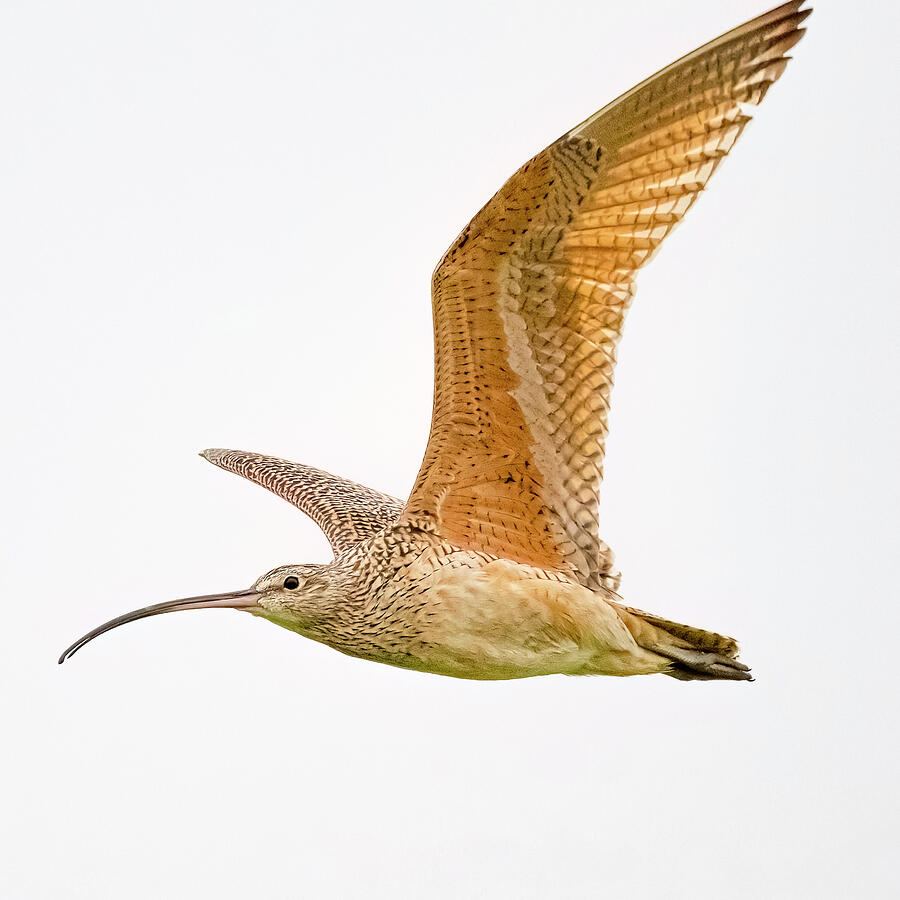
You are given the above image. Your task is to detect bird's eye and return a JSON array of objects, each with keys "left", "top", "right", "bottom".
[{"left": 283, "top": 576, "right": 300, "bottom": 590}]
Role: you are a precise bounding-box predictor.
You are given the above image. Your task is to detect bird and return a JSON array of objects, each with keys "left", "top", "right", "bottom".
[{"left": 60, "top": 2, "right": 810, "bottom": 680}]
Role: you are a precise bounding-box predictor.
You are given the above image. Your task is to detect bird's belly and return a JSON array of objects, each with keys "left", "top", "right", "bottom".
[{"left": 372, "top": 554, "right": 642, "bottom": 680}]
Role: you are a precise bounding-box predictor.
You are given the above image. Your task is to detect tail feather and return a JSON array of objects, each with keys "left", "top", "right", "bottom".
[{"left": 612, "top": 602, "right": 751, "bottom": 682}]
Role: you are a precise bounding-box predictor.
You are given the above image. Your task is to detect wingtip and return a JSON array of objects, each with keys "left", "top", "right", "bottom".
[
  {"left": 742, "top": 2, "right": 812, "bottom": 40},
  {"left": 777, "top": 0, "right": 810, "bottom": 14},
  {"left": 780, "top": 2, "right": 813, "bottom": 31},
  {"left": 200, "top": 448, "right": 228, "bottom": 464}
]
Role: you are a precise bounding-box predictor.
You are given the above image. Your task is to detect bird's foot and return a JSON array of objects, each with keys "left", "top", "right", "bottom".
[{"left": 661, "top": 645, "right": 753, "bottom": 682}]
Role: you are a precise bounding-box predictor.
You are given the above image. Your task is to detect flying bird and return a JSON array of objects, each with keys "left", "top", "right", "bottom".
[{"left": 61, "top": 2, "right": 810, "bottom": 680}]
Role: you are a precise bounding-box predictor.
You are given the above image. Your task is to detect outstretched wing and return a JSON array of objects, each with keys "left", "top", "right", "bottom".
[
  {"left": 401, "top": 2, "right": 809, "bottom": 589},
  {"left": 202, "top": 449, "right": 402, "bottom": 555}
]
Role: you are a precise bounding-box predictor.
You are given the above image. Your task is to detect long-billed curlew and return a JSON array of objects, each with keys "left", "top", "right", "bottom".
[{"left": 61, "top": 3, "right": 810, "bottom": 680}]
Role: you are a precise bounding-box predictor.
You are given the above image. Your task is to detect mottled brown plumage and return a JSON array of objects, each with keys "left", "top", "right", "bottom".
[
  {"left": 200, "top": 449, "right": 403, "bottom": 554},
  {"left": 61, "top": 3, "right": 809, "bottom": 681}
]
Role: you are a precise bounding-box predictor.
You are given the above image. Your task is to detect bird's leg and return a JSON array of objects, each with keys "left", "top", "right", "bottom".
[{"left": 655, "top": 644, "right": 753, "bottom": 682}]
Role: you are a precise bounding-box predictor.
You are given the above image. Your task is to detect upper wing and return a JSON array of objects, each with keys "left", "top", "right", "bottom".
[
  {"left": 401, "top": 2, "right": 809, "bottom": 589},
  {"left": 202, "top": 449, "right": 402, "bottom": 555}
]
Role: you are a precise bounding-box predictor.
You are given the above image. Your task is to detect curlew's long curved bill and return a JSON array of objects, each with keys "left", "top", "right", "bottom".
[{"left": 58, "top": 589, "right": 261, "bottom": 664}]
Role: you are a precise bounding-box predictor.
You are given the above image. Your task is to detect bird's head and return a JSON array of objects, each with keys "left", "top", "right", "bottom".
[
  {"left": 249, "top": 563, "right": 338, "bottom": 632},
  {"left": 58, "top": 562, "right": 341, "bottom": 664}
]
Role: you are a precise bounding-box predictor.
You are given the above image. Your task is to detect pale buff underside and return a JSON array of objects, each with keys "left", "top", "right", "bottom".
[
  {"left": 370, "top": 555, "right": 666, "bottom": 680},
  {"left": 255, "top": 550, "right": 667, "bottom": 680}
]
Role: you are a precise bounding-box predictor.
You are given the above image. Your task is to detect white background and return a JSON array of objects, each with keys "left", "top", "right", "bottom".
[{"left": 2, "top": 1, "right": 898, "bottom": 896}]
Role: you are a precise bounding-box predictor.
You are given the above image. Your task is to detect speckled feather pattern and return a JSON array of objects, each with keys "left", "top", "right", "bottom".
[{"left": 201, "top": 449, "right": 403, "bottom": 553}]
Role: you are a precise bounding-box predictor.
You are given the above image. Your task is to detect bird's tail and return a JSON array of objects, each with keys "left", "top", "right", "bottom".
[{"left": 611, "top": 602, "right": 752, "bottom": 682}]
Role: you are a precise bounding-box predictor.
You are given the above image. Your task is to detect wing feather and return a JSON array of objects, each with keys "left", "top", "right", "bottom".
[
  {"left": 401, "top": 2, "right": 809, "bottom": 588},
  {"left": 202, "top": 449, "right": 402, "bottom": 555}
]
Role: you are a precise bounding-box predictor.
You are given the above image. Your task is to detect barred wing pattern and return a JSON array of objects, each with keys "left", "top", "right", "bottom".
[
  {"left": 402, "top": 2, "right": 808, "bottom": 589},
  {"left": 202, "top": 449, "right": 402, "bottom": 555}
]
